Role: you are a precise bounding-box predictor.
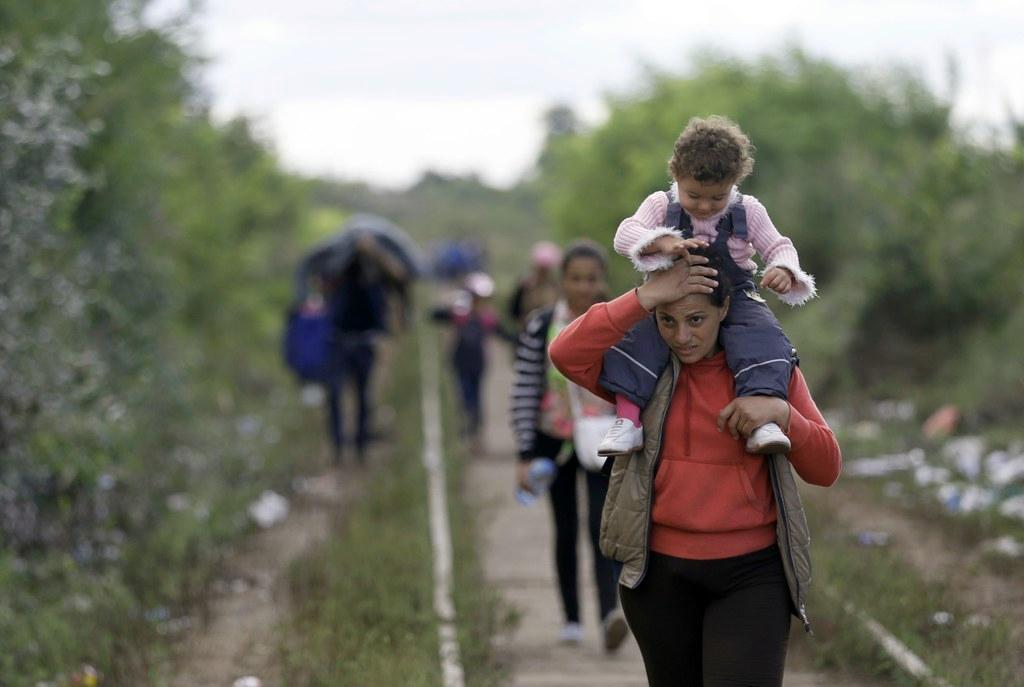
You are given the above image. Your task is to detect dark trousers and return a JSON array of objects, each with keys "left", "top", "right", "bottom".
[
  {"left": 548, "top": 451, "right": 619, "bottom": 624},
  {"left": 619, "top": 545, "right": 791, "bottom": 687},
  {"left": 454, "top": 364, "right": 483, "bottom": 436},
  {"left": 326, "top": 339, "right": 376, "bottom": 456}
]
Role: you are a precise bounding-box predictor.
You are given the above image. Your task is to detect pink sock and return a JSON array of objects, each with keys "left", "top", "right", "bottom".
[{"left": 616, "top": 395, "right": 642, "bottom": 427}]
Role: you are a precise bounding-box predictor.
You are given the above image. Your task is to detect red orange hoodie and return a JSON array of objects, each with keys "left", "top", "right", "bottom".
[{"left": 549, "top": 290, "right": 841, "bottom": 560}]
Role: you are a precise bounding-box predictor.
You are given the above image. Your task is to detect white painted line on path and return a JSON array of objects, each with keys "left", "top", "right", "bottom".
[
  {"left": 420, "top": 326, "right": 466, "bottom": 687},
  {"left": 825, "top": 586, "right": 954, "bottom": 687}
]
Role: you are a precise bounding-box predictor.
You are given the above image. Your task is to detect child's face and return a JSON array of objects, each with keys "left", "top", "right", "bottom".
[{"left": 676, "top": 176, "right": 734, "bottom": 221}]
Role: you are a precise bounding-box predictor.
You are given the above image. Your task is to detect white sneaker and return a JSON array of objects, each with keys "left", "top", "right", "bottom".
[
  {"left": 558, "top": 621, "right": 584, "bottom": 645},
  {"left": 746, "top": 422, "right": 791, "bottom": 454},
  {"left": 602, "top": 608, "right": 629, "bottom": 652},
  {"left": 597, "top": 418, "right": 644, "bottom": 456}
]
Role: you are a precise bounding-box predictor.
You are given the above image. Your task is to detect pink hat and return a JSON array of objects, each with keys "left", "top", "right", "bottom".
[{"left": 530, "top": 241, "right": 562, "bottom": 269}]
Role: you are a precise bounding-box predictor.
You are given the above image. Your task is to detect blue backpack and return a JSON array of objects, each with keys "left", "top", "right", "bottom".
[{"left": 283, "top": 304, "right": 334, "bottom": 382}]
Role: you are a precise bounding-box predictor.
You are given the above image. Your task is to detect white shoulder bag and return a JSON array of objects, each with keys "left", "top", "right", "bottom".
[{"left": 567, "top": 382, "right": 617, "bottom": 472}]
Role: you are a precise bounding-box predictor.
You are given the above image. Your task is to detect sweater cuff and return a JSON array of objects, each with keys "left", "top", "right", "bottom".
[
  {"left": 606, "top": 289, "right": 653, "bottom": 333},
  {"left": 627, "top": 227, "right": 682, "bottom": 272},
  {"left": 768, "top": 259, "right": 817, "bottom": 307}
]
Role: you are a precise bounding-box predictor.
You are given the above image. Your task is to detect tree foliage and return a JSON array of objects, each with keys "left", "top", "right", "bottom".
[
  {"left": 1, "top": 2, "right": 316, "bottom": 681},
  {"left": 538, "top": 49, "right": 1024, "bottom": 414}
]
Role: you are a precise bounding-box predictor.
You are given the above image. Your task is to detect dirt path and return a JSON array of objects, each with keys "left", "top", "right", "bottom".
[
  {"left": 468, "top": 342, "right": 872, "bottom": 686},
  {"left": 170, "top": 467, "right": 361, "bottom": 686},
  {"left": 803, "top": 480, "right": 1024, "bottom": 674}
]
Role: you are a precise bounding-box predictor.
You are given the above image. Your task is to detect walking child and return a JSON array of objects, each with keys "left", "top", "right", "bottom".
[{"left": 597, "top": 115, "right": 816, "bottom": 456}]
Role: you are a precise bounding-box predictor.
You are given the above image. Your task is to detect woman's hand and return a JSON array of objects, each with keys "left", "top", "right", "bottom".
[
  {"left": 636, "top": 254, "right": 718, "bottom": 311},
  {"left": 717, "top": 397, "right": 791, "bottom": 440},
  {"left": 760, "top": 266, "right": 793, "bottom": 294}
]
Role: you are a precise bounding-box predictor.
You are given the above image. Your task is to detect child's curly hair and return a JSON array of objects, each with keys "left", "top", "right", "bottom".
[{"left": 668, "top": 115, "right": 754, "bottom": 184}]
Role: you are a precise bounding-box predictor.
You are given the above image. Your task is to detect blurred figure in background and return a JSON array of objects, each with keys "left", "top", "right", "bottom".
[
  {"left": 508, "top": 240, "right": 562, "bottom": 329},
  {"left": 432, "top": 272, "right": 513, "bottom": 452},
  {"left": 325, "top": 234, "right": 408, "bottom": 464},
  {"left": 510, "top": 240, "right": 628, "bottom": 652}
]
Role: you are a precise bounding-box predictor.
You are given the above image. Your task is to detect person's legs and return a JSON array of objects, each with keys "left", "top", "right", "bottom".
[
  {"left": 719, "top": 293, "right": 793, "bottom": 401},
  {"left": 547, "top": 456, "right": 581, "bottom": 625},
  {"left": 324, "top": 378, "right": 343, "bottom": 462},
  {"left": 616, "top": 396, "right": 642, "bottom": 427},
  {"left": 457, "top": 365, "right": 484, "bottom": 437},
  {"left": 584, "top": 469, "right": 618, "bottom": 620},
  {"left": 349, "top": 340, "right": 376, "bottom": 457},
  {"left": 618, "top": 552, "right": 705, "bottom": 687},
  {"left": 701, "top": 546, "right": 791, "bottom": 687},
  {"left": 467, "top": 369, "right": 484, "bottom": 435}
]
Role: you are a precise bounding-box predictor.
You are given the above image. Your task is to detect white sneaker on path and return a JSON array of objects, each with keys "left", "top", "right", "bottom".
[{"left": 558, "top": 622, "right": 584, "bottom": 645}]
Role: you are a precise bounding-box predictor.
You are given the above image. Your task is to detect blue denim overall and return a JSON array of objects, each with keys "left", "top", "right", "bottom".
[{"left": 599, "top": 195, "right": 795, "bottom": 407}]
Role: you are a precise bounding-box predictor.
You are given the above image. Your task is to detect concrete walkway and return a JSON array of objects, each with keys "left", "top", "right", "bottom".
[{"left": 467, "top": 342, "right": 874, "bottom": 686}]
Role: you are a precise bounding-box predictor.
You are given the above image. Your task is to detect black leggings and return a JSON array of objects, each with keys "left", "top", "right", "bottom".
[
  {"left": 619, "top": 545, "right": 791, "bottom": 687},
  {"left": 547, "top": 451, "right": 619, "bottom": 624}
]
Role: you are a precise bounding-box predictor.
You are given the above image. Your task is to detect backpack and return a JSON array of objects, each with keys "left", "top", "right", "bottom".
[{"left": 283, "top": 301, "right": 334, "bottom": 382}]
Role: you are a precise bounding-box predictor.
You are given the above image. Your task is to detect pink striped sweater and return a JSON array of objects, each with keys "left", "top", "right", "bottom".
[{"left": 613, "top": 183, "right": 817, "bottom": 306}]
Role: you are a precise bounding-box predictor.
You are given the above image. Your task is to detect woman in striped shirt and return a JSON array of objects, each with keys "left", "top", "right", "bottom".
[{"left": 509, "top": 239, "right": 628, "bottom": 652}]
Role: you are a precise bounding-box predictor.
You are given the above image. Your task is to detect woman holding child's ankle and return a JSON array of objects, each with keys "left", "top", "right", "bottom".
[{"left": 596, "top": 115, "right": 816, "bottom": 458}]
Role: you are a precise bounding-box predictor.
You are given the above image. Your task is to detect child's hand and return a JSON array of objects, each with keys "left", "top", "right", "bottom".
[
  {"left": 639, "top": 236, "right": 708, "bottom": 257},
  {"left": 760, "top": 266, "right": 794, "bottom": 294}
]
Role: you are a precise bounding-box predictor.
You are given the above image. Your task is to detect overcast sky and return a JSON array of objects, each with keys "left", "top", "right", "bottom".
[{"left": 152, "top": 0, "right": 1024, "bottom": 188}]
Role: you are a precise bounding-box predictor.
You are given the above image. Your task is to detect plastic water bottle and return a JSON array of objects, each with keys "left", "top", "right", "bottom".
[{"left": 515, "top": 457, "right": 558, "bottom": 506}]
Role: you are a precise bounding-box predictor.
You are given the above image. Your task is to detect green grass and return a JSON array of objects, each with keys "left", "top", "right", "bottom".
[
  {"left": 278, "top": 325, "right": 506, "bottom": 685},
  {"left": 799, "top": 493, "right": 1021, "bottom": 686}
]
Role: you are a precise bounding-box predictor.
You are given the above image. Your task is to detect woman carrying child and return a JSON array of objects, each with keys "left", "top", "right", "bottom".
[{"left": 597, "top": 115, "right": 817, "bottom": 458}]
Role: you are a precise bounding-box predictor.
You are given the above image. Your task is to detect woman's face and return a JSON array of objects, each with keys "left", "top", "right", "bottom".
[
  {"left": 655, "top": 293, "right": 729, "bottom": 364},
  {"left": 561, "top": 256, "right": 605, "bottom": 315}
]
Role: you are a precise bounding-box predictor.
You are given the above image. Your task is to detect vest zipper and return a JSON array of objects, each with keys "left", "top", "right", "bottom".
[{"left": 769, "top": 456, "right": 811, "bottom": 633}]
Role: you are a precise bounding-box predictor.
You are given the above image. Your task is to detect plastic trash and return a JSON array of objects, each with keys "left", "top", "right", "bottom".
[
  {"left": 856, "top": 531, "right": 890, "bottom": 547},
  {"left": 965, "top": 613, "right": 992, "bottom": 628},
  {"left": 882, "top": 481, "right": 903, "bottom": 498},
  {"left": 930, "top": 611, "right": 954, "bottom": 626},
  {"left": 233, "top": 678, "right": 263, "bottom": 687},
  {"left": 942, "top": 436, "right": 985, "bottom": 480},
  {"left": 846, "top": 449, "right": 925, "bottom": 477},
  {"left": 247, "top": 490, "right": 289, "bottom": 528},
  {"left": 998, "top": 495, "right": 1024, "bottom": 521},
  {"left": 922, "top": 404, "right": 960, "bottom": 439},
  {"left": 987, "top": 453, "right": 1024, "bottom": 486},
  {"left": 872, "top": 399, "right": 915, "bottom": 421},
  {"left": 981, "top": 536, "right": 1024, "bottom": 558},
  {"left": 914, "top": 464, "right": 951, "bottom": 487},
  {"left": 515, "top": 458, "right": 558, "bottom": 506},
  {"left": 938, "top": 484, "right": 994, "bottom": 514}
]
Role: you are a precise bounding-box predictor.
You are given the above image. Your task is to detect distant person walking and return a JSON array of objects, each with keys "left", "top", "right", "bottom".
[
  {"left": 431, "top": 272, "right": 512, "bottom": 450},
  {"left": 549, "top": 251, "right": 841, "bottom": 687},
  {"left": 507, "top": 240, "right": 562, "bottom": 329},
  {"left": 509, "top": 240, "right": 628, "bottom": 652},
  {"left": 325, "top": 234, "right": 408, "bottom": 463}
]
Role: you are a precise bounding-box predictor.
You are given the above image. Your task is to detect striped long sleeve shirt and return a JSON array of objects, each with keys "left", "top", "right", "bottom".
[{"left": 509, "top": 307, "right": 555, "bottom": 461}]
